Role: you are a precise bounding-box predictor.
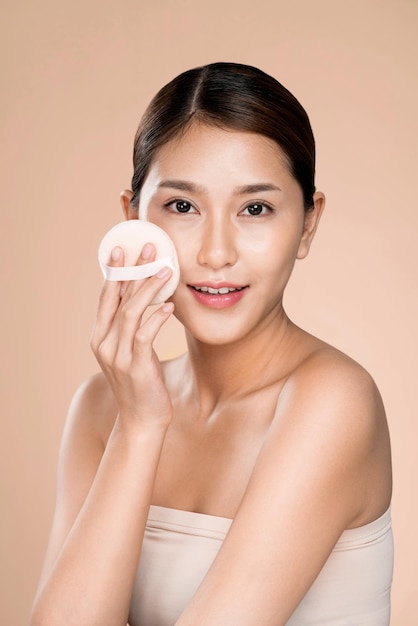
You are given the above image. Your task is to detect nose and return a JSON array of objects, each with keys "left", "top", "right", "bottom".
[{"left": 196, "top": 214, "right": 238, "bottom": 270}]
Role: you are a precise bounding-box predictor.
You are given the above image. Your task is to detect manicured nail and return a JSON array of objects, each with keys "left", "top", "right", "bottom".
[
  {"left": 156, "top": 266, "right": 171, "bottom": 278},
  {"left": 162, "top": 302, "right": 174, "bottom": 313},
  {"left": 111, "top": 247, "right": 121, "bottom": 261},
  {"left": 141, "top": 243, "right": 153, "bottom": 260}
]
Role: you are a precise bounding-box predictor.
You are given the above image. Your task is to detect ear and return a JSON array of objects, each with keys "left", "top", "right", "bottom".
[
  {"left": 296, "top": 192, "right": 325, "bottom": 260},
  {"left": 119, "top": 189, "right": 137, "bottom": 220}
]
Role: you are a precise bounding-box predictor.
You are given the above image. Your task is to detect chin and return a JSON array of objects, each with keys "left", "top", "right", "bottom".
[{"left": 174, "top": 312, "right": 253, "bottom": 347}]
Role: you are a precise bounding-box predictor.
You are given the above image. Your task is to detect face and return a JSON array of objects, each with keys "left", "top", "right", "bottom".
[{"left": 132, "top": 123, "right": 323, "bottom": 346}]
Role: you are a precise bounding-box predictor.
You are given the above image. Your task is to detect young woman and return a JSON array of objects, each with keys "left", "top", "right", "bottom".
[{"left": 31, "top": 62, "right": 393, "bottom": 625}]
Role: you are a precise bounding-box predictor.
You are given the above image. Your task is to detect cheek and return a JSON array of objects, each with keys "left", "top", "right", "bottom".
[
  {"left": 164, "top": 225, "right": 188, "bottom": 248},
  {"left": 244, "top": 225, "right": 302, "bottom": 263},
  {"left": 154, "top": 224, "right": 194, "bottom": 272},
  {"left": 146, "top": 211, "right": 184, "bottom": 252}
]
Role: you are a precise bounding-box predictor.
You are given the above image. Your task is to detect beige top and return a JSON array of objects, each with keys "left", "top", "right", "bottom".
[{"left": 129, "top": 505, "right": 393, "bottom": 625}]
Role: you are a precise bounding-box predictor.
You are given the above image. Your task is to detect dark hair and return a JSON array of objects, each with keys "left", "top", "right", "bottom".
[{"left": 131, "top": 62, "right": 316, "bottom": 210}]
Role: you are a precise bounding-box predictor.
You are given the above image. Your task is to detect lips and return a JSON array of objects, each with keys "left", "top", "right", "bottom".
[
  {"left": 187, "top": 282, "right": 248, "bottom": 309},
  {"left": 191, "top": 285, "right": 246, "bottom": 295}
]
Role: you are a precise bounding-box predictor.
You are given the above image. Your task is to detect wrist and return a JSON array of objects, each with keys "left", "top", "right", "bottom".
[{"left": 113, "top": 412, "right": 170, "bottom": 445}]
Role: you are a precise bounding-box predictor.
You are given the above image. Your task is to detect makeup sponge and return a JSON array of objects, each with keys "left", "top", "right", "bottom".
[{"left": 98, "top": 220, "right": 180, "bottom": 304}]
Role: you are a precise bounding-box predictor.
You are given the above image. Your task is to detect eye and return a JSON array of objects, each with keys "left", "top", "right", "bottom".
[
  {"left": 241, "top": 202, "right": 272, "bottom": 216},
  {"left": 165, "top": 199, "right": 197, "bottom": 214}
]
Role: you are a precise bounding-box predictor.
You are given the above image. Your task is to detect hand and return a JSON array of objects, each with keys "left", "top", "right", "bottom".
[{"left": 90, "top": 243, "right": 175, "bottom": 430}]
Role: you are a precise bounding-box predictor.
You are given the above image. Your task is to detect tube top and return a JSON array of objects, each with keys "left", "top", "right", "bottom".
[{"left": 129, "top": 505, "right": 393, "bottom": 626}]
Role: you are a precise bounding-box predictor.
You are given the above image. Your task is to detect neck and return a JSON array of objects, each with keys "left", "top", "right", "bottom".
[{"left": 184, "top": 309, "right": 298, "bottom": 413}]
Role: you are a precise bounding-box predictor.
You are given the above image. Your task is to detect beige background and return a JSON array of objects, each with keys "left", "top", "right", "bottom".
[{"left": 1, "top": 0, "right": 417, "bottom": 623}]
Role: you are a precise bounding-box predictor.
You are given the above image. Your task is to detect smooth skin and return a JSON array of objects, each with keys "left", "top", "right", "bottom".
[{"left": 31, "top": 124, "right": 392, "bottom": 626}]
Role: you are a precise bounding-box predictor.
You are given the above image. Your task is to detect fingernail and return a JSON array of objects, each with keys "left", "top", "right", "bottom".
[
  {"left": 141, "top": 243, "right": 153, "bottom": 260},
  {"left": 111, "top": 247, "right": 121, "bottom": 261},
  {"left": 162, "top": 302, "right": 174, "bottom": 313},
  {"left": 156, "top": 266, "right": 171, "bottom": 278}
]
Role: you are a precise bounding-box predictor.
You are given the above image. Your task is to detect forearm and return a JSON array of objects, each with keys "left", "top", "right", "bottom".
[{"left": 31, "top": 419, "right": 167, "bottom": 626}]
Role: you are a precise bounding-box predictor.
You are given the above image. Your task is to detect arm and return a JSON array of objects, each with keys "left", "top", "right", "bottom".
[
  {"left": 31, "top": 247, "right": 175, "bottom": 626},
  {"left": 177, "top": 351, "right": 391, "bottom": 625}
]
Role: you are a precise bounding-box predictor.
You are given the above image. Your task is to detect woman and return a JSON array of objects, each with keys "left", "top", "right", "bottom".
[{"left": 31, "top": 62, "right": 393, "bottom": 625}]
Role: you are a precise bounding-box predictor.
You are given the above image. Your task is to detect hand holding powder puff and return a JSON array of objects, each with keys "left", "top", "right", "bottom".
[{"left": 98, "top": 220, "right": 180, "bottom": 305}]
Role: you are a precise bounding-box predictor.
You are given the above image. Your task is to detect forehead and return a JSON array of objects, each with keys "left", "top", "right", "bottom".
[{"left": 147, "top": 123, "right": 292, "bottom": 183}]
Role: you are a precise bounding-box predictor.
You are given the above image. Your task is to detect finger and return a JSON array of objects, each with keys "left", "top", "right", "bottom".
[
  {"left": 131, "top": 301, "right": 175, "bottom": 366},
  {"left": 115, "top": 266, "right": 173, "bottom": 360},
  {"left": 120, "top": 242, "right": 157, "bottom": 300},
  {"left": 91, "top": 246, "right": 125, "bottom": 353},
  {"left": 100, "top": 247, "right": 165, "bottom": 363}
]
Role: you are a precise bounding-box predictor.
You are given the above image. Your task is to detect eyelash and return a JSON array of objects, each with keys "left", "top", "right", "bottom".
[
  {"left": 241, "top": 202, "right": 274, "bottom": 217},
  {"left": 163, "top": 199, "right": 274, "bottom": 217},
  {"left": 164, "top": 199, "right": 197, "bottom": 214}
]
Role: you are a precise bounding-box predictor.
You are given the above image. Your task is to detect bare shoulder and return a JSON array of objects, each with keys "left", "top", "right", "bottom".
[
  {"left": 285, "top": 343, "right": 386, "bottom": 427},
  {"left": 269, "top": 341, "right": 391, "bottom": 525}
]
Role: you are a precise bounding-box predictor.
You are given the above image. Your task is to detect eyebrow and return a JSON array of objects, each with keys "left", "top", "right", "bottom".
[
  {"left": 233, "top": 183, "right": 282, "bottom": 195},
  {"left": 157, "top": 180, "right": 282, "bottom": 195},
  {"left": 158, "top": 180, "right": 205, "bottom": 193}
]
